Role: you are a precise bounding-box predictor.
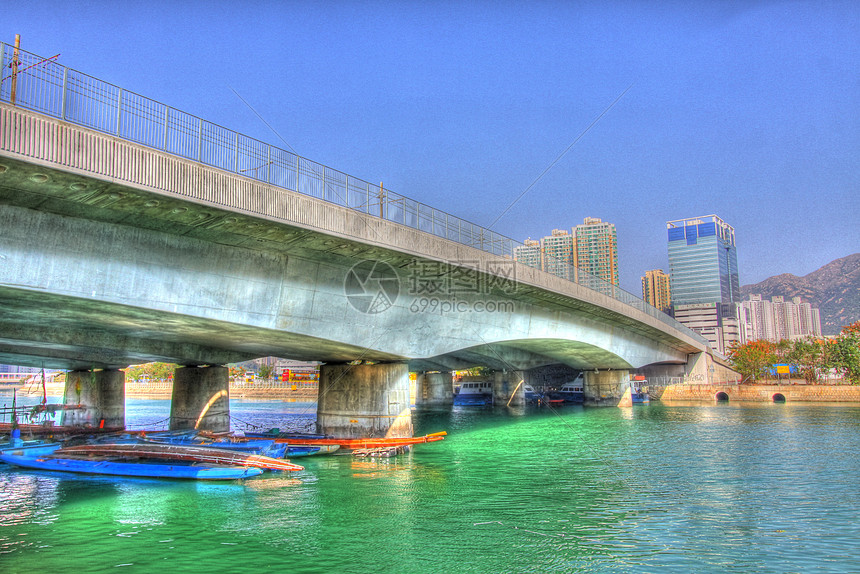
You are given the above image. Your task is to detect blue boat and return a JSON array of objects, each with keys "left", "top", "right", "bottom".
[
  {"left": 453, "top": 381, "right": 493, "bottom": 406},
  {"left": 0, "top": 443, "right": 264, "bottom": 480},
  {"left": 141, "top": 432, "right": 290, "bottom": 458},
  {"left": 523, "top": 384, "right": 543, "bottom": 404},
  {"left": 630, "top": 382, "right": 650, "bottom": 404},
  {"left": 548, "top": 378, "right": 585, "bottom": 404}
]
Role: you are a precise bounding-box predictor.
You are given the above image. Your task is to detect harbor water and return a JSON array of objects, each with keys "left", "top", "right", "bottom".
[{"left": 2, "top": 398, "right": 859, "bottom": 572}]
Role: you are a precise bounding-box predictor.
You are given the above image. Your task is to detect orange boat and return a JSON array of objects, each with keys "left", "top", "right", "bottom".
[{"left": 237, "top": 431, "right": 447, "bottom": 451}]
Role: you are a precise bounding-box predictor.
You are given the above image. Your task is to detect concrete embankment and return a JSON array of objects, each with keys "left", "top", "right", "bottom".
[{"left": 661, "top": 382, "right": 860, "bottom": 403}]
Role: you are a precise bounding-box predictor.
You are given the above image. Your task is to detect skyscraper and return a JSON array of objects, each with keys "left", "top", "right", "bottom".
[
  {"left": 667, "top": 215, "right": 741, "bottom": 354},
  {"left": 666, "top": 214, "right": 739, "bottom": 305},
  {"left": 741, "top": 295, "right": 822, "bottom": 342},
  {"left": 641, "top": 269, "right": 671, "bottom": 312},
  {"left": 573, "top": 217, "right": 618, "bottom": 289},
  {"left": 514, "top": 218, "right": 619, "bottom": 292}
]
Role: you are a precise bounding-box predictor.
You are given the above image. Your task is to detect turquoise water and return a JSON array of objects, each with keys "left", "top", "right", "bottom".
[{"left": 2, "top": 399, "right": 859, "bottom": 573}]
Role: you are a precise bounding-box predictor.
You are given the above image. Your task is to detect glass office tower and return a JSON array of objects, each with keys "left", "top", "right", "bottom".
[{"left": 667, "top": 215, "right": 739, "bottom": 305}]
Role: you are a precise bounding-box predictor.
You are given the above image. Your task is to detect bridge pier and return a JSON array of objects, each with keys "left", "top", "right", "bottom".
[
  {"left": 583, "top": 370, "right": 630, "bottom": 406},
  {"left": 169, "top": 366, "right": 230, "bottom": 432},
  {"left": 415, "top": 371, "right": 454, "bottom": 406},
  {"left": 316, "top": 362, "right": 413, "bottom": 438},
  {"left": 493, "top": 370, "right": 526, "bottom": 406},
  {"left": 61, "top": 369, "right": 125, "bottom": 428}
]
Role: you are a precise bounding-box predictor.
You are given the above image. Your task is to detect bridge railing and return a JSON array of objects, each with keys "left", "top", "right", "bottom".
[{"left": 0, "top": 43, "right": 710, "bottom": 348}]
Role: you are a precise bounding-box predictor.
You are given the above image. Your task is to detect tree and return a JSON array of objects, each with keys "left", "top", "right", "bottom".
[
  {"left": 828, "top": 330, "right": 860, "bottom": 384},
  {"left": 840, "top": 320, "right": 860, "bottom": 337},
  {"left": 787, "top": 337, "right": 823, "bottom": 383},
  {"left": 257, "top": 363, "right": 275, "bottom": 382},
  {"left": 728, "top": 340, "right": 776, "bottom": 382}
]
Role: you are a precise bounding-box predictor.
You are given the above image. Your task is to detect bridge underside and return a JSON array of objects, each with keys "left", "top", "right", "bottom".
[{"left": 0, "top": 285, "right": 684, "bottom": 374}]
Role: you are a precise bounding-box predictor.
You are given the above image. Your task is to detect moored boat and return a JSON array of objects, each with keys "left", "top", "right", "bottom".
[
  {"left": 55, "top": 443, "right": 304, "bottom": 472},
  {"left": 0, "top": 443, "right": 264, "bottom": 480},
  {"left": 453, "top": 381, "right": 493, "bottom": 406},
  {"left": 139, "top": 431, "right": 290, "bottom": 459},
  {"left": 523, "top": 384, "right": 543, "bottom": 404},
  {"left": 243, "top": 431, "right": 447, "bottom": 451},
  {"left": 548, "top": 376, "right": 585, "bottom": 404}
]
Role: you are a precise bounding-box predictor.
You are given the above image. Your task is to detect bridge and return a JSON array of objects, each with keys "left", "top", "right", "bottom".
[{"left": 0, "top": 43, "right": 734, "bottom": 436}]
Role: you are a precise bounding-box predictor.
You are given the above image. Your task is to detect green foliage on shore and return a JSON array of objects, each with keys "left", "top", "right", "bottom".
[
  {"left": 728, "top": 321, "right": 860, "bottom": 384},
  {"left": 124, "top": 362, "right": 177, "bottom": 382}
]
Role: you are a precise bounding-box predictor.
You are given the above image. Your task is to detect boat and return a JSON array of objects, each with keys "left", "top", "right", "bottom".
[
  {"left": 138, "top": 431, "right": 290, "bottom": 459},
  {"left": 453, "top": 381, "right": 493, "bottom": 406},
  {"left": 0, "top": 442, "right": 265, "bottom": 480},
  {"left": 241, "top": 430, "right": 447, "bottom": 451},
  {"left": 284, "top": 444, "right": 341, "bottom": 457},
  {"left": 631, "top": 381, "right": 650, "bottom": 404},
  {"left": 54, "top": 443, "right": 304, "bottom": 472},
  {"left": 523, "top": 384, "right": 543, "bottom": 404},
  {"left": 548, "top": 377, "right": 585, "bottom": 404}
]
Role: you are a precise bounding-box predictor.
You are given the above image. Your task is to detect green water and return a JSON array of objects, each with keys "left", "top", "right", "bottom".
[{"left": 2, "top": 400, "right": 859, "bottom": 573}]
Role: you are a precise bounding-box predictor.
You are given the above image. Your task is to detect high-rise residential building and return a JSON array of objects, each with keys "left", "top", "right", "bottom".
[
  {"left": 541, "top": 229, "right": 575, "bottom": 281},
  {"left": 667, "top": 215, "right": 739, "bottom": 306},
  {"left": 741, "top": 294, "right": 822, "bottom": 342},
  {"left": 573, "top": 217, "right": 618, "bottom": 289},
  {"left": 641, "top": 269, "right": 671, "bottom": 312},
  {"left": 667, "top": 215, "right": 741, "bottom": 354},
  {"left": 514, "top": 218, "right": 619, "bottom": 291},
  {"left": 513, "top": 239, "right": 542, "bottom": 270}
]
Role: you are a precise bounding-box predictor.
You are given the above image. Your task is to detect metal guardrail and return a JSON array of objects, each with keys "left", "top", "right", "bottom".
[{"left": 0, "top": 42, "right": 710, "bottom": 347}]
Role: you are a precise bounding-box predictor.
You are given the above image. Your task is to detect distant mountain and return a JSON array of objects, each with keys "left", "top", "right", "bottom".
[{"left": 740, "top": 253, "right": 860, "bottom": 336}]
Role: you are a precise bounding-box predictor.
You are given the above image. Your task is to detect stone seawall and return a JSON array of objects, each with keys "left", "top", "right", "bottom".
[{"left": 661, "top": 383, "right": 860, "bottom": 403}]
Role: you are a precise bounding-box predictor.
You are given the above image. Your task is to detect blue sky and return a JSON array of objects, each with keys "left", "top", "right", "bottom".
[{"left": 4, "top": 1, "right": 858, "bottom": 294}]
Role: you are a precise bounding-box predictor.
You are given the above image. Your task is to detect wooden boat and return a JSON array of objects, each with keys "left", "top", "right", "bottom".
[
  {"left": 261, "top": 432, "right": 447, "bottom": 451},
  {"left": 284, "top": 444, "right": 340, "bottom": 457},
  {"left": 0, "top": 443, "right": 264, "bottom": 480},
  {"left": 54, "top": 443, "right": 304, "bottom": 472},
  {"left": 139, "top": 431, "right": 290, "bottom": 459}
]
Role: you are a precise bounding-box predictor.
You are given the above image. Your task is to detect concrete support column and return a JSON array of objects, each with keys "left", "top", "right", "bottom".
[
  {"left": 415, "top": 371, "right": 454, "bottom": 406},
  {"left": 317, "top": 362, "right": 412, "bottom": 438},
  {"left": 583, "top": 370, "right": 630, "bottom": 406},
  {"left": 493, "top": 370, "right": 526, "bottom": 406},
  {"left": 61, "top": 369, "right": 126, "bottom": 428},
  {"left": 169, "top": 366, "right": 230, "bottom": 432}
]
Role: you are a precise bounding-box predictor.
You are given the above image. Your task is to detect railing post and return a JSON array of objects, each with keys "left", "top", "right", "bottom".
[
  {"left": 234, "top": 133, "right": 239, "bottom": 174},
  {"left": 266, "top": 145, "right": 271, "bottom": 184},
  {"left": 61, "top": 67, "right": 68, "bottom": 120},
  {"left": 0, "top": 43, "right": 5, "bottom": 98},
  {"left": 197, "top": 120, "right": 203, "bottom": 162},
  {"left": 115, "top": 87, "right": 123, "bottom": 136},
  {"left": 163, "top": 106, "right": 169, "bottom": 151}
]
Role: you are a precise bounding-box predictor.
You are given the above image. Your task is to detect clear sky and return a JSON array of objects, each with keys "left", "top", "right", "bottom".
[{"left": 4, "top": 1, "right": 858, "bottom": 294}]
